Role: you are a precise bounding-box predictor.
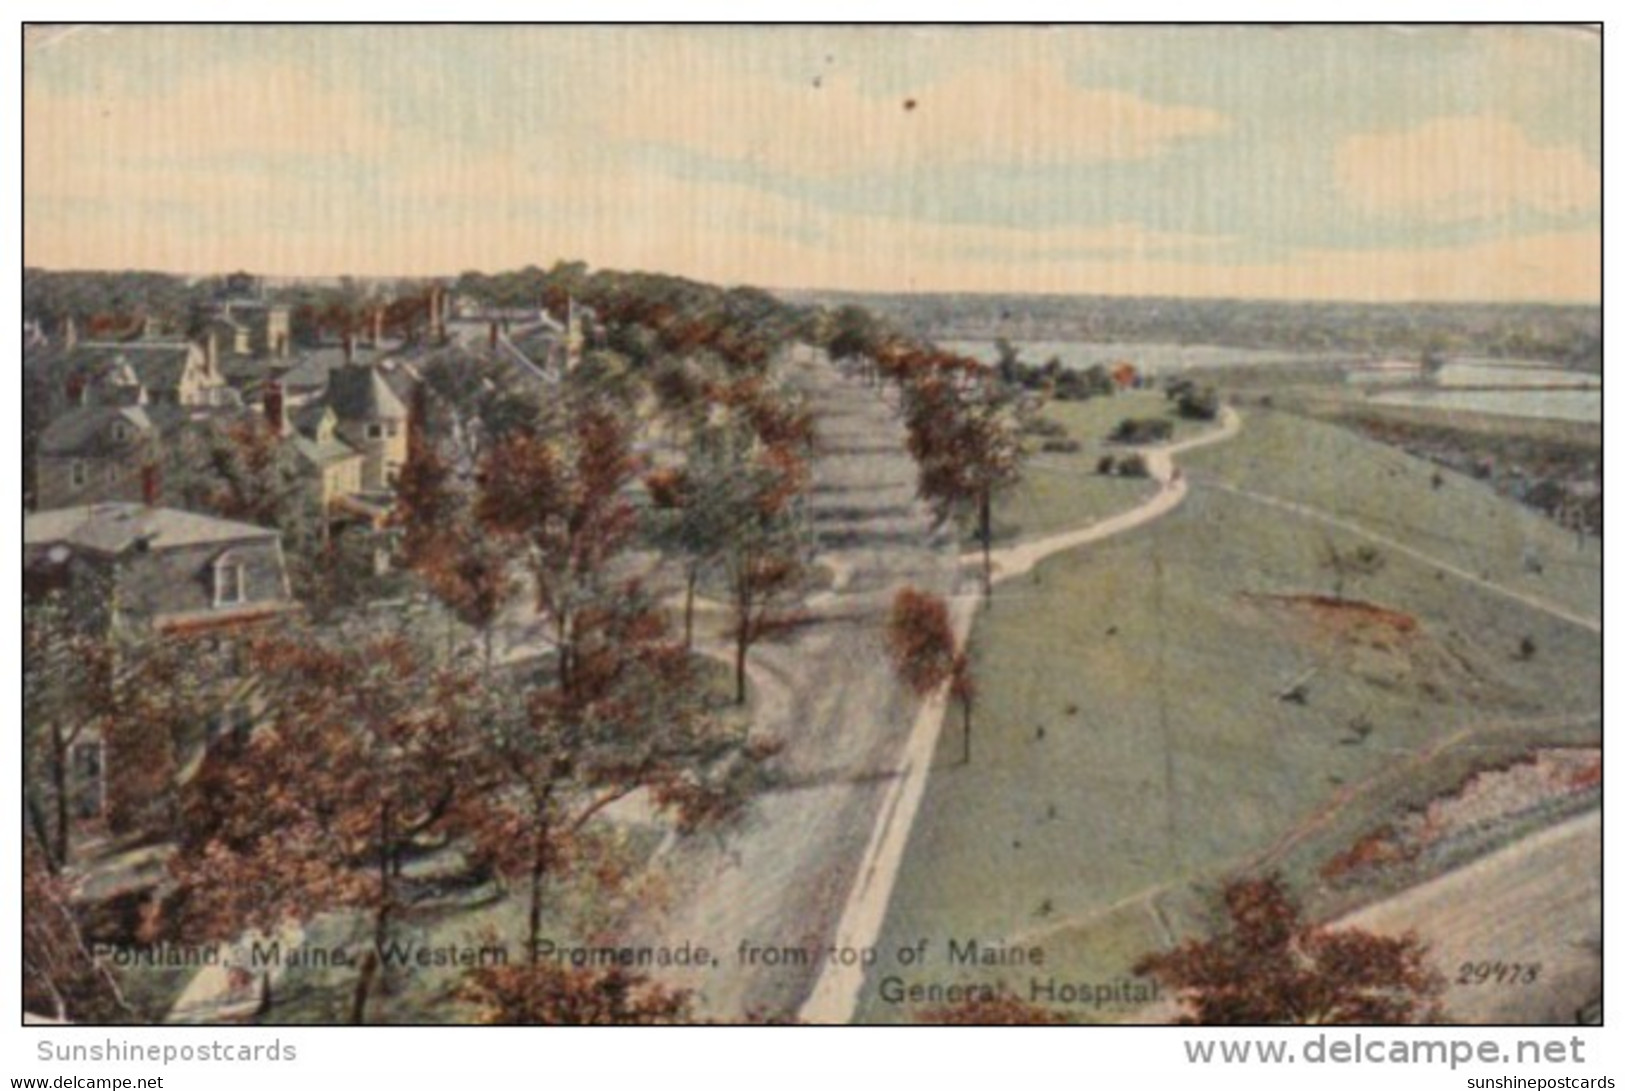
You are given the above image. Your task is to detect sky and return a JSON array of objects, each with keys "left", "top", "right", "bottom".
[{"left": 22, "top": 24, "right": 1601, "bottom": 303}]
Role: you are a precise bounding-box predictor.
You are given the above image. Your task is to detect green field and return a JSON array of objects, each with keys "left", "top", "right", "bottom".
[
  {"left": 860, "top": 410, "right": 1601, "bottom": 1024},
  {"left": 968, "top": 391, "right": 1220, "bottom": 546}
]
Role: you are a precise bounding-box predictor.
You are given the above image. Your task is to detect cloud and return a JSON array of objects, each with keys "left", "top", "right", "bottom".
[
  {"left": 600, "top": 60, "right": 1229, "bottom": 175},
  {"left": 25, "top": 61, "right": 398, "bottom": 207},
  {"left": 1335, "top": 115, "right": 1599, "bottom": 222}
]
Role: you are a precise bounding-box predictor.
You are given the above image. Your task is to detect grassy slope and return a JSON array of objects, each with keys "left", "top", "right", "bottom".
[
  {"left": 969, "top": 390, "right": 1217, "bottom": 546},
  {"left": 1183, "top": 409, "right": 1601, "bottom": 620},
  {"left": 859, "top": 410, "right": 1600, "bottom": 1024}
]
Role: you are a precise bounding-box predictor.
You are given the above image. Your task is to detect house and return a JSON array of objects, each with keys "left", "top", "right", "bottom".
[
  {"left": 24, "top": 504, "right": 296, "bottom": 637},
  {"left": 25, "top": 504, "right": 297, "bottom": 841},
  {"left": 35, "top": 405, "right": 168, "bottom": 511},
  {"left": 266, "top": 383, "right": 365, "bottom": 512},
  {"left": 196, "top": 299, "right": 292, "bottom": 359},
  {"left": 324, "top": 361, "right": 410, "bottom": 492},
  {"left": 62, "top": 340, "right": 229, "bottom": 409}
]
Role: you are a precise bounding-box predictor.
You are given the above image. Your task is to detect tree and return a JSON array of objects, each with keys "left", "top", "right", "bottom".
[
  {"left": 693, "top": 407, "right": 812, "bottom": 705},
  {"left": 460, "top": 586, "right": 768, "bottom": 966},
  {"left": 24, "top": 841, "right": 138, "bottom": 1023},
  {"left": 1133, "top": 873, "right": 1445, "bottom": 1024},
  {"left": 459, "top": 963, "right": 694, "bottom": 1025},
  {"left": 886, "top": 588, "right": 975, "bottom": 764},
  {"left": 151, "top": 630, "right": 478, "bottom": 1024},
  {"left": 901, "top": 364, "right": 1022, "bottom": 599},
  {"left": 396, "top": 396, "right": 515, "bottom": 672},
  {"left": 23, "top": 592, "right": 203, "bottom": 869},
  {"left": 1319, "top": 538, "right": 1386, "bottom": 601},
  {"left": 477, "top": 401, "right": 641, "bottom": 702},
  {"left": 993, "top": 337, "right": 1024, "bottom": 386},
  {"left": 24, "top": 592, "right": 115, "bottom": 871},
  {"left": 643, "top": 462, "right": 731, "bottom": 652}
]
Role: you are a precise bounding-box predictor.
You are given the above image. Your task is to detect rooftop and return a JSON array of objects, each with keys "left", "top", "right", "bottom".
[{"left": 25, "top": 504, "right": 278, "bottom": 557}]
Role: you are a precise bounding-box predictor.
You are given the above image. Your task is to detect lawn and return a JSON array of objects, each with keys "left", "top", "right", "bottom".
[
  {"left": 965, "top": 390, "right": 1221, "bottom": 547},
  {"left": 858, "top": 411, "right": 1601, "bottom": 1024}
]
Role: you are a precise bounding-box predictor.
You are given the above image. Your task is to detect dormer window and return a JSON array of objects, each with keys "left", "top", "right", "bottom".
[
  {"left": 212, "top": 552, "right": 247, "bottom": 607},
  {"left": 110, "top": 421, "right": 130, "bottom": 442}
]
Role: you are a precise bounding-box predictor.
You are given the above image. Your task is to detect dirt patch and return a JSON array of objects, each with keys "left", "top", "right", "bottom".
[
  {"left": 1248, "top": 592, "right": 1418, "bottom": 637},
  {"left": 1239, "top": 591, "right": 1522, "bottom": 709}
]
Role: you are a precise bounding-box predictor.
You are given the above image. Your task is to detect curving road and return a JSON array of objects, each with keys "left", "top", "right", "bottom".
[{"left": 798, "top": 407, "right": 1244, "bottom": 1023}]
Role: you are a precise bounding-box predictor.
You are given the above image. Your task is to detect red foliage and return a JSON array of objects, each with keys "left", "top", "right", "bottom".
[
  {"left": 1135, "top": 874, "right": 1445, "bottom": 1024},
  {"left": 459, "top": 963, "right": 694, "bottom": 1025}
]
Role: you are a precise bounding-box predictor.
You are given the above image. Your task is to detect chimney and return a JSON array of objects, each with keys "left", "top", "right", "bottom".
[
  {"left": 62, "top": 315, "right": 78, "bottom": 351},
  {"left": 141, "top": 463, "right": 160, "bottom": 506},
  {"left": 489, "top": 320, "right": 499, "bottom": 351},
  {"left": 370, "top": 308, "right": 384, "bottom": 347},
  {"left": 343, "top": 331, "right": 355, "bottom": 366},
  {"left": 263, "top": 379, "right": 286, "bottom": 436}
]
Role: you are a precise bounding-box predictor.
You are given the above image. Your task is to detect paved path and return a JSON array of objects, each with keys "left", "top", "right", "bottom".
[
  {"left": 798, "top": 408, "right": 1244, "bottom": 1024},
  {"left": 621, "top": 349, "right": 961, "bottom": 1021}
]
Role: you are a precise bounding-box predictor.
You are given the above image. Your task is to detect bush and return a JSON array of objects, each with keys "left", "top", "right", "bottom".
[
  {"left": 1110, "top": 417, "right": 1173, "bottom": 445},
  {"left": 1041, "top": 438, "right": 1082, "bottom": 454},
  {"left": 1177, "top": 385, "right": 1221, "bottom": 421},
  {"left": 1115, "top": 454, "right": 1150, "bottom": 478},
  {"left": 1020, "top": 417, "right": 1067, "bottom": 438}
]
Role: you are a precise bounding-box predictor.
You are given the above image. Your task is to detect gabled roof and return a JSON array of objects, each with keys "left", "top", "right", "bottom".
[
  {"left": 38, "top": 405, "right": 158, "bottom": 457},
  {"left": 291, "top": 400, "right": 338, "bottom": 439},
  {"left": 289, "top": 431, "right": 361, "bottom": 469},
  {"left": 64, "top": 341, "right": 200, "bottom": 394},
  {"left": 325, "top": 363, "right": 408, "bottom": 422},
  {"left": 280, "top": 346, "right": 380, "bottom": 392},
  {"left": 24, "top": 503, "right": 277, "bottom": 558}
]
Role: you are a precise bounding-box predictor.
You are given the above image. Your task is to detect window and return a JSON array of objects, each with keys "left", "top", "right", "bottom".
[
  {"left": 71, "top": 461, "right": 88, "bottom": 488},
  {"left": 71, "top": 741, "right": 104, "bottom": 819},
  {"left": 366, "top": 423, "right": 384, "bottom": 440},
  {"left": 212, "top": 555, "right": 247, "bottom": 607},
  {"left": 110, "top": 421, "right": 130, "bottom": 443}
]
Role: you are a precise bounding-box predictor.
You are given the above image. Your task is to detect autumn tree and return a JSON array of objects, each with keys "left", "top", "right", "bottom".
[
  {"left": 476, "top": 401, "right": 641, "bottom": 702},
  {"left": 460, "top": 585, "right": 770, "bottom": 966},
  {"left": 151, "top": 629, "right": 479, "bottom": 1024},
  {"left": 23, "top": 592, "right": 207, "bottom": 869},
  {"left": 886, "top": 587, "right": 976, "bottom": 764},
  {"left": 459, "top": 963, "right": 694, "bottom": 1025},
  {"left": 395, "top": 390, "right": 515, "bottom": 672},
  {"left": 24, "top": 592, "right": 115, "bottom": 871},
  {"left": 24, "top": 841, "right": 138, "bottom": 1023},
  {"left": 1133, "top": 873, "right": 1446, "bottom": 1024},
  {"left": 692, "top": 397, "right": 813, "bottom": 706},
  {"left": 901, "top": 361, "right": 1022, "bottom": 598},
  {"left": 643, "top": 464, "right": 728, "bottom": 651}
]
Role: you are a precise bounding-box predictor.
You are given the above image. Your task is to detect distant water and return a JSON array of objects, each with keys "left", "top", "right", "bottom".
[
  {"left": 1369, "top": 388, "right": 1600, "bottom": 424},
  {"left": 938, "top": 340, "right": 1347, "bottom": 373},
  {"left": 944, "top": 341, "right": 1599, "bottom": 424}
]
